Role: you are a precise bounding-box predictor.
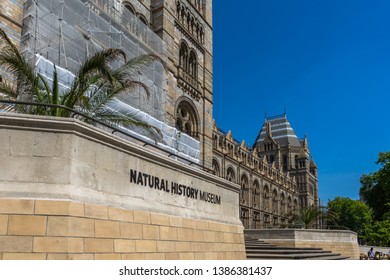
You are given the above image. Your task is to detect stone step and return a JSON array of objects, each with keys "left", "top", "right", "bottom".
[
  {"left": 246, "top": 252, "right": 348, "bottom": 260},
  {"left": 246, "top": 249, "right": 330, "bottom": 254},
  {"left": 244, "top": 235, "right": 349, "bottom": 260}
]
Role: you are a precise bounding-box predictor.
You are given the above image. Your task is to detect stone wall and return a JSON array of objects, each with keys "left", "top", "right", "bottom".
[
  {"left": 0, "top": 198, "right": 245, "bottom": 260},
  {"left": 0, "top": 114, "right": 245, "bottom": 259},
  {"left": 245, "top": 229, "right": 360, "bottom": 260}
]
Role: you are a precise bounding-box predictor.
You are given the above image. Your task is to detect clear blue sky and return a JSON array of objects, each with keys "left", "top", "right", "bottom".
[{"left": 212, "top": 0, "right": 390, "bottom": 204}]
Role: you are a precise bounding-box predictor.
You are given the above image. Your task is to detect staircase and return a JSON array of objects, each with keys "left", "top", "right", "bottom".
[{"left": 245, "top": 235, "right": 349, "bottom": 260}]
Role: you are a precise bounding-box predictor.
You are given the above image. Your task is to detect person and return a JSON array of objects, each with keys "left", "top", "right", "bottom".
[{"left": 368, "top": 247, "right": 374, "bottom": 260}]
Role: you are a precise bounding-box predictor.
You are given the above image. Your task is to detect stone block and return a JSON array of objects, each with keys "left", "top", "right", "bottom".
[
  {"left": 85, "top": 204, "right": 108, "bottom": 220},
  {"left": 120, "top": 223, "right": 143, "bottom": 239},
  {"left": 143, "top": 253, "right": 165, "bottom": 260},
  {"left": 165, "top": 252, "right": 180, "bottom": 260},
  {"left": 114, "top": 240, "right": 136, "bottom": 253},
  {"left": 121, "top": 253, "right": 145, "bottom": 260},
  {"left": 160, "top": 226, "right": 178, "bottom": 241},
  {"left": 95, "top": 253, "right": 121, "bottom": 260},
  {"left": 192, "top": 230, "right": 204, "bottom": 242},
  {"left": 33, "top": 237, "right": 83, "bottom": 253},
  {"left": 0, "top": 215, "right": 8, "bottom": 235},
  {"left": 182, "top": 218, "right": 196, "bottom": 229},
  {"left": 3, "top": 253, "right": 46, "bottom": 260},
  {"left": 0, "top": 236, "right": 33, "bottom": 252},
  {"left": 191, "top": 242, "right": 203, "bottom": 252},
  {"left": 8, "top": 215, "right": 46, "bottom": 236},
  {"left": 68, "top": 254, "right": 94, "bottom": 260},
  {"left": 194, "top": 252, "right": 207, "bottom": 259},
  {"left": 69, "top": 202, "right": 85, "bottom": 217},
  {"left": 135, "top": 240, "right": 157, "bottom": 252},
  {"left": 157, "top": 241, "right": 175, "bottom": 252},
  {"left": 203, "top": 231, "right": 216, "bottom": 242},
  {"left": 169, "top": 217, "right": 182, "bottom": 228},
  {"left": 175, "top": 241, "right": 191, "bottom": 252},
  {"left": 47, "top": 254, "right": 68, "bottom": 260},
  {"left": 9, "top": 130, "right": 34, "bottom": 156},
  {"left": 177, "top": 228, "right": 193, "bottom": 241},
  {"left": 108, "top": 207, "right": 133, "bottom": 222},
  {"left": 143, "top": 225, "right": 160, "bottom": 240},
  {"left": 47, "top": 217, "right": 94, "bottom": 237},
  {"left": 196, "top": 221, "right": 209, "bottom": 230},
  {"left": 0, "top": 199, "right": 34, "bottom": 214},
  {"left": 133, "top": 211, "right": 150, "bottom": 224},
  {"left": 179, "top": 252, "right": 194, "bottom": 260},
  {"left": 35, "top": 200, "right": 70, "bottom": 215},
  {"left": 95, "top": 220, "right": 120, "bottom": 238},
  {"left": 151, "top": 213, "right": 170, "bottom": 226},
  {"left": 46, "top": 216, "right": 68, "bottom": 236},
  {"left": 84, "top": 238, "right": 114, "bottom": 253}
]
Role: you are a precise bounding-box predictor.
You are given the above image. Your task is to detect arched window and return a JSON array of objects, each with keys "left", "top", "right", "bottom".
[
  {"left": 124, "top": 2, "right": 136, "bottom": 15},
  {"left": 138, "top": 14, "right": 148, "bottom": 26},
  {"left": 240, "top": 174, "right": 249, "bottom": 204},
  {"left": 212, "top": 159, "right": 220, "bottom": 177},
  {"left": 188, "top": 50, "right": 197, "bottom": 78},
  {"left": 253, "top": 180, "right": 260, "bottom": 208},
  {"left": 176, "top": 100, "right": 199, "bottom": 138},
  {"left": 226, "top": 167, "right": 235, "bottom": 182},
  {"left": 272, "top": 189, "right": 278, "bottom": 214},
  {"left": 179, "top": 42, "right": 189, "bottom": 71}
]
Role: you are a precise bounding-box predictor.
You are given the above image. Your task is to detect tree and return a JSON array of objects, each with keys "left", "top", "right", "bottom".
[
  {"left": 360, "top": 151, "right": 390, "bottom": 220},
  {"left": 287, "top": 205, "right": 335, "bottom": 229},
  {"left": 327, "top": 197, "right": 372, "bottom": 235},
  {"left": 364, "top": 219, "right": 390, "bottom": 247},
  {"left": 0, "top": 27, "right": 162, "bottom": 136}
]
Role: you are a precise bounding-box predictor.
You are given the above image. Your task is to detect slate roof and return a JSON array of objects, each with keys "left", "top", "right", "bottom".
[{"left": 254, "top": 114, "right": 302, "bottom": 148}]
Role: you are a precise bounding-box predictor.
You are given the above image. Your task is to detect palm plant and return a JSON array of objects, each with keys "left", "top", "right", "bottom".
[
  {"left": 0, "top": 27, "right": 162, "bottom": 137},
  {"left": 287, "top": 205, "right": 336, "bottom": 229}
]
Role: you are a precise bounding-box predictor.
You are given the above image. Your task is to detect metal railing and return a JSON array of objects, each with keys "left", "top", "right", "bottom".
[{"left": 0, "top": 99, "right": 214, "bottom": 174}]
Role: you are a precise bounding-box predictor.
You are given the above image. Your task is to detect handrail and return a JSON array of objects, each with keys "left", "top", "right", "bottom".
[{"left": 0, "top": 99, "right": 214, "bottom": 174}]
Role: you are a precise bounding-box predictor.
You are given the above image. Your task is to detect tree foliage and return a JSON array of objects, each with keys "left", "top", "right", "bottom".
[
  {"left": 287, "top": 205, "right": 335, "bottom": 229},
  {"left": 360, "top": 151, "right": 390, "bottom": 220},
  {"left": 0, "top": 27, "right": 162, "bottom": 137},
  {"left": 364, "top": 219, "right": 390, "bottom": 247},
  {"left": 327, "top": 197, "right": 372, "bottom": 235}
]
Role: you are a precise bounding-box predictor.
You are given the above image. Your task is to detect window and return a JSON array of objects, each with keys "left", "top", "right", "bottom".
[
  {"left": 212, "top": 159, "right": 220, "bottom": 177},
  {"left": 226, "top": 167, "right": 235, "bottom": 182},
  {"left": 176, "top": 100, "right": 199, "bottom": 138}
]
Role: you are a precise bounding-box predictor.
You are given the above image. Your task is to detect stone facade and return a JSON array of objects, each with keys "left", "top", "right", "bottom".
[
  {"left": 212, "top": 114, "right": 318, "bottom": 229},
  {"left": 0, "top": 0, "right": 318, "bottom": 234},
  {"left": 0, "top": 114, "right": 245, "bottom": 259}
]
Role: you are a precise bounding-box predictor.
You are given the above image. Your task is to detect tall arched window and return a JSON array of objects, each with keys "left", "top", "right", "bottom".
[
  {"left": 240, "top": 174, "right": 249, "bottom": 204},
  {"left": 176, "top": 100, "right": 199, "bottom": 138},
  {"left": 179, "top": 42, "right": 189, "bottom": 71},
  {"left": 212, "top": 159, "right": 220, "bottom": 177},
  {"left": 226, "top": 167, "right": 235, "bottom": 182},
  {"left": 188, "top": 50, "right": 197, "bottom": 78}
]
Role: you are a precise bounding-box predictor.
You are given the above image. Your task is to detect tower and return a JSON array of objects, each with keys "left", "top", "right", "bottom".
[
  {"left": 151, "top": 0, "right": 214, "bottom": 168},
  {"left": 253, "top": 113, "right": 318, "bottom": 208}
]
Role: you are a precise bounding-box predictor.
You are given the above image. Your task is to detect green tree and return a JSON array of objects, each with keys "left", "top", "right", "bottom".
[
  {"left": 0, "top": 27, "right": 162, "bottom": 135},
  {"left": 360, "top": 151, "right": 390, "bottom": 220},
  {"left": 327, "top": 197, "right": 372, "bottom": 235},
  {"left": 287, "top": 205, "right": 335, "bottom": 229},
  {"left": 364, "top": 219, "right": 390, "bottom": 247}
]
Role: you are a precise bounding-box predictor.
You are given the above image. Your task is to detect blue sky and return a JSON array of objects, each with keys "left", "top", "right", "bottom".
[{"left": 212, "top": 0, "right": 390, "bottom": 203}]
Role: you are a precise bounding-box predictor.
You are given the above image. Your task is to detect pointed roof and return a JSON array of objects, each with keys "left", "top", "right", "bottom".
[{"left": 254, "top": 114, "right": 301, "bottom": 148}]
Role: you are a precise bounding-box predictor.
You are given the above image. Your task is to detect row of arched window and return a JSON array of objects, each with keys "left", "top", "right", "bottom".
[
  {"left": 176, "top": 1, "right": 205, "bottom": 44},
  {"left": 123, "top": 2, "right": 148, "bottom": 26},
  {"left": 179, "top": 41, "right": 198, "bottom": 79}
]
